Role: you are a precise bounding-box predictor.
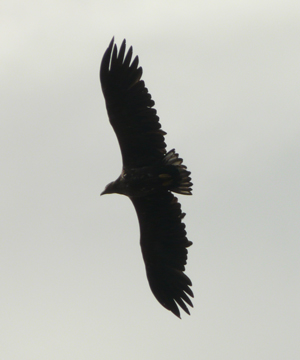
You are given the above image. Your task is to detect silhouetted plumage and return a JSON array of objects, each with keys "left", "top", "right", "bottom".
[{"left": 100, "top": 38, "right": 193, "bottom": 318}]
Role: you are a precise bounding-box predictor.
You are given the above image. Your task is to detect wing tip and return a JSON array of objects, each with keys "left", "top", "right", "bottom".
[{"left": 100, "top": 37, "right": 115, "bottom": 86}]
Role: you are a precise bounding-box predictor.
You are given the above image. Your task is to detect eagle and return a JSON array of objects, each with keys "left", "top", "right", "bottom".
[{"left": 100, "top": 38, "right": 193, "bottom": 318}]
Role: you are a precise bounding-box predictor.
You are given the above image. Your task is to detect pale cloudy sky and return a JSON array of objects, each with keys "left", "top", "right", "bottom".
[{"left": 1, "top": 1, "right": 300, "bottom": 359}]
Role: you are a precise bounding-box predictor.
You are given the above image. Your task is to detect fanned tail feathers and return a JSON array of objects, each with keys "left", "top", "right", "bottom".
[{"left": 161, "top": 149, "right": 193, "bottom": 195}]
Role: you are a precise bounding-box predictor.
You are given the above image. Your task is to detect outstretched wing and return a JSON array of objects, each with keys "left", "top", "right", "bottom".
[
  {"left": 100, "top": 38, "right": 167, "bottom": 168},
  {"left": 131, "top": 191, "right": 193, "bottom": 318}
]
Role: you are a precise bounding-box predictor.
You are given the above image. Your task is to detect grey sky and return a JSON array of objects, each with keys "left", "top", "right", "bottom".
[{"left": 1, "top": 1, "right": 299, "bottom": 359}]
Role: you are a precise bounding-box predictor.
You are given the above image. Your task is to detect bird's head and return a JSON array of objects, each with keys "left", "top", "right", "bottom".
[{"left": 100, "top": 181, "right": 117, "bottom": 195}]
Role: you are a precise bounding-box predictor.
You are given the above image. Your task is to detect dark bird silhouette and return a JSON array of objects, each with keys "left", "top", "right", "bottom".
[{"left": 100, "top": 38, "right": 193, "bottom": 318}]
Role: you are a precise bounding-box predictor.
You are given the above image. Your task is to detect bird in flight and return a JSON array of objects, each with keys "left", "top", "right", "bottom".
[{"left": 100, "top": 38, "right": 193, "bottom": 318}]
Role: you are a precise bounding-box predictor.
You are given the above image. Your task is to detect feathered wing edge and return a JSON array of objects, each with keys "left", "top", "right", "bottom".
[
  {"left": 131, "top": 192, "right": 193, "bottom": 318},
  {"left": 100, "top": 37, "right": 141, "bottom": 94}
]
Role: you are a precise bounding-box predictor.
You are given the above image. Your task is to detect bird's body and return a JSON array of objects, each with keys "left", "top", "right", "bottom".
[
  {"left": 100, "top": 38, "right": 193, "bottom": 318},
  {"left": 102, "top": 149, "right": 192, "bottom": 198}
]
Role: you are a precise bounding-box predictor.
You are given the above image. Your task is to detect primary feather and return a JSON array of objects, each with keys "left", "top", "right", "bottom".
[{"left": 100, "top": 38, "right": 193, "bottom": 318}]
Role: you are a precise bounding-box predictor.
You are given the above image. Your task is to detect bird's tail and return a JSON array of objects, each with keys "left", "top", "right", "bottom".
[{"left": 160, "top": 149, "right": 193, "bottom": 195}]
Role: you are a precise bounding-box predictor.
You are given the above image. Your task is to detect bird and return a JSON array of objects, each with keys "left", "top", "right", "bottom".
[{"left": 100, "top": 38, "right": 193, "bottom": 318}]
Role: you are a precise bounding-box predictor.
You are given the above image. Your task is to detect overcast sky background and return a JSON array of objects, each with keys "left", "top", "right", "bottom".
[{"left": 1, "top": 1, "right": 300, "bottom": 359}]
